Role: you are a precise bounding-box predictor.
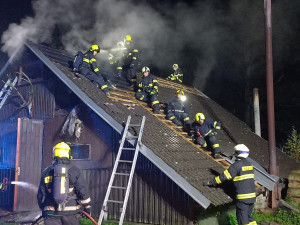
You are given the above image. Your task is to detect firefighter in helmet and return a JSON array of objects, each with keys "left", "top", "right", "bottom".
[
  {"left": 203, "top": 144, "right": 257, "bottom": 225},
  {"left": 166, "top": 64, "right": 183, "bottom": 83},
  {"left": 136, "top": 66, "right": 160, "bottom": 113},
  {"left": 115, "top": 35, "right": 140, "bottom": 86},
  {"left": 192, "top": 113, "right": 222, "bottom": 159},
  {"left": 37, "top": 142, "right": 91, "bottom": 225},
  {"left": 79, "top": 44, "right": 110, "bottom": 96},
  {"left": 167, "top": 89, "right": 192, "bottom": 132}
]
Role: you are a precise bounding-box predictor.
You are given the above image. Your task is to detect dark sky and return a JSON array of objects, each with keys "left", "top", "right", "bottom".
[{"left": 1, "top": 0, "right": 300, "bottom": 146}]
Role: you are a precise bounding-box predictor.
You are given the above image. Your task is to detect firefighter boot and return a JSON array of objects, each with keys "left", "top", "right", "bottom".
[{"left": 153, "top": 103, "right": 160, "bottom": 114}]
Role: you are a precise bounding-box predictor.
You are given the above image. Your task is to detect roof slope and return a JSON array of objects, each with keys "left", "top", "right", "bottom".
[{"left": 23, "top": 41, "right": 300, "bottom": 208}]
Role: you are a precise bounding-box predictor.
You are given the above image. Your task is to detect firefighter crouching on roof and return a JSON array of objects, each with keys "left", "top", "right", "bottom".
[
  {"left": 79, "top": 44, "right": 110, "bottom": 96},
  {"left": 167, "top": 89, "right": 192, "bottom": 133},
  {"left": 203, "top": 144, "right": 257, "bottom": 225},
  {"left": 136, "top": 66, "right": 160, "bottom": 114},
  {"left": 166, "top": 64, "right": 183, "bottom": 84},
  {"left": 116, "top": 35, "right": 140, "bottom": 86},
  {"left": 192, "top": 113, "right": 222, "bottom": 159},
  {"left": 37, "top": 142, "right": 92, "bottom": 225}
]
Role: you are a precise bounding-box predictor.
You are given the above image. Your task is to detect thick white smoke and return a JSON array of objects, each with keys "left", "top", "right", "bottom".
[
  {"left": 1, "top": 0, "right": 297, "bottom": 90},
  {"left": 1, "top": 0, "right": 222, "bottom": 87}
]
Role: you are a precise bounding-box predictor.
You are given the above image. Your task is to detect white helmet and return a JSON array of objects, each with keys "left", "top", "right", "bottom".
[
  {"left": 234, "top": 144, "right": 250, "bottom": 158},
  {"left": 142, "top": 66, "right": 150, "bottom": 73}
]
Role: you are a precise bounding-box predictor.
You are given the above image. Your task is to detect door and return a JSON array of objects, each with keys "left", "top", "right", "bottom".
[{"left": 14, "top": 118, "right": 44, "bottom": 211}]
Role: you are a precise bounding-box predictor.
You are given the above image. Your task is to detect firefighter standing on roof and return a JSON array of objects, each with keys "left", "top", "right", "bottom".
[
  {"left": 203, "top": 144, "right": 257, "bottom": 225},
  {"left": 37, "top": 142, "right": 92, "bottom": 225},
  {"left": 166, "top": 64, "right": 183, "bottom": 83},
  {"left": 167, "top": 89, "right": 192, "bottom": 132},
  {"left": 116, "top": 35, "right": 140, "bottom": 86},
  {"left": 192, "top": 113, "right": 222, "bottom": 159},
  {"left": 136, "top": 66, "right": 160, "bottom": 113},
  {"left": 79, "top": 44, "right": 110, "bottom": 96}
]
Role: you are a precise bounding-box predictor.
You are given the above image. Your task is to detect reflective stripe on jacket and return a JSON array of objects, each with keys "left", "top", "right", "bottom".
[{"left": 211, "top": 158, "right": 256, "bottom": 203}]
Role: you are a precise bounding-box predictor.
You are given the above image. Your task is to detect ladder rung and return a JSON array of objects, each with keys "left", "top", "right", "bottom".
[
  {"left": 107, "top": 200, "right": 124, "bottom": 204},
  {"left": 118, "top": 160, "right": 133, "bottom": 163},
  {"left": 126, "top": 136, "right": 139, "bottom": 139},
  {"left": 129, "top": 124, "right": 141, "bottom": 127},
  {"left": 115, "top": 173, "right": 130, "bottom": 176},
  {"left": 122, "top": 147, "right": 136, "bottom": 151},
  {"left": 111, "top": 186, "right": 127, "bottom": 190}
]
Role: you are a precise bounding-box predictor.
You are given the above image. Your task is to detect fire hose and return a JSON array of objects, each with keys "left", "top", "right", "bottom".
[{"left": 31, "top": 210, "right": 98, "bottom": 225}]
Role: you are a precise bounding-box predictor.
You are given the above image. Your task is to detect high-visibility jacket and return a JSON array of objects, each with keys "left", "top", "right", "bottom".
[
  {"left": 210, "top": 158, "right": 256, "bottom": 203},
  {"left": 137, "top": 73, "right": 159, "bottom": 94},
  {"left": 37, "top": 158, "right": 91, "bottom": 215},
  {"left": 117, "top": 46, "right": 140, "bottom": 71},
  {"left": 167, "top": 97, "right": 189, "bottom": 115},
  {"left": 80, "top": 51, "right": 101, "bottom": 74},
  {"left": 167, "top": 68, "right": 183, "bottom": 83},
  {"left": 192, "top": 119, "right": 221, "bottom": 137}
]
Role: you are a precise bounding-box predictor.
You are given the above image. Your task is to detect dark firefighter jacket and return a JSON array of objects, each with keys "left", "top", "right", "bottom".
[
  {"left": 192, "top": 119, "right": 221, "bottom": 137},
  {"left": 167, "top": 68, "right": 183, "bottom": 83},
  {"left": 137, "top": 73, "right": 159, "bottom": 94},
  {"left": 167, "top": 97, "right": 189, "bottom": 115},
  {"left": 37, "top": 158, "right": 91, "bottom": 215},
  {"left": 80, "top": 51, "right": 101, "bottom": 75},
  {"left": 117, "top": 45, "right": 140, "bottom": 70},
  {"left": 210, "top": 158, "right": 256, "bottom": 203}
]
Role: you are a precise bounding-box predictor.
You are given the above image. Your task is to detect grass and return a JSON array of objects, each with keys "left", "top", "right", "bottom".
[{"left": 228, "top": 208, "right": 300, "bottom": 225}]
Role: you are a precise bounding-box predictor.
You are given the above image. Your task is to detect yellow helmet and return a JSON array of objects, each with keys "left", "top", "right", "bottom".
[
  {"left": 195, "top": 113, "right": 205, "bottom": 122},
  {"left": 89, "top": 44, "right": 100, "bottom": 53},
  {"left": 176, "top": 89, "right": 184, "bottom": 95},
  {"left": 173, "top": 64, "right": 179, "bottom": 68},
  {"left": 53, "top": 142, "right": 71, "bottom": 158},
  {"left": 125, "top": 35, "right": 132, "bottom": 42}
]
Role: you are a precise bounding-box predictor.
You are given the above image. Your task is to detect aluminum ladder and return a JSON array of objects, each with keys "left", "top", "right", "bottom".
[
  {"left": 98, "top": 115, "right": 146, "bottom": 225},
  {"left": 0, "top": 76, "right": 18, "bottom": 110}
]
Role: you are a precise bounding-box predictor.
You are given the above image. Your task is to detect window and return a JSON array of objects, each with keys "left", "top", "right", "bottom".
[{"left": 70, "top": 144, "right": 90, "bottom": 160}]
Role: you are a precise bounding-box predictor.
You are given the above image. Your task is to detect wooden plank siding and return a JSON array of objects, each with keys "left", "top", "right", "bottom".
[{"left": 14, "top": 118, "right": 44, "bottom": 211}]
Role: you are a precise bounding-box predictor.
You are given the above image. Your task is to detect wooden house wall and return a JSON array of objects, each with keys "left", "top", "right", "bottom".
[
  {"left": 43, "top": 115, "right": 113, "bottom": 170},
  {"left": 14, "top": 118, "right": 44, "bottom": 211},
  {"left": 0, "top": 83, "right": 55, "bottom": 121}
]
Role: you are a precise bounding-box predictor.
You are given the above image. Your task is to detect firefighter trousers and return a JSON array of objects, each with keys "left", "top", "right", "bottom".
[
  {"left": 136, "top": 91, "right": 160, "bottom": 113},
  {"left": 79, "top": 68, "right": 109, "bottom": 93},
  {"left": 236, "top": 201, "right": 257, "bottom": 225},
  {"left": 196, "top": 134, "right": 221, "bottom": 155},
  {"left": 44, "top": 214, "right": 80, "bottom": 225}
]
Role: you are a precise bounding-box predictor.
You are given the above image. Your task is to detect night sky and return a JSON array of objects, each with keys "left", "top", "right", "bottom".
[{"left": 1, "top": 0, "right": 300, "bottom": 147}]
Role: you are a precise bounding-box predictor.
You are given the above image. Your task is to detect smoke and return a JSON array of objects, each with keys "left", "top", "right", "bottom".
[{"left": 1, "top": 0, "right": 299, "bottom": 91}]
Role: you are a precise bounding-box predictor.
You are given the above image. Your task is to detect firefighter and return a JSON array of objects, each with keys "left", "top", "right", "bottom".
[
  {"left": 79, "top": 44, "right": 110, "bottom": 96},
  {"left": 192, "top": 113, "right": 222, "bottom": 159},
  {"left": 116, "top": 35, "right": 140, "bottom": 86},
  {"left": 166, "top": 64, "right": 183, "bottom": 83},
  {"left": 167, "top": 89, "right": 192, "bottom": 132},
  {"left": 203, "top": 144, "right": 257, "bottom": 225},
  {"left": 136, "top": 66, "right": 160, "bottom": 113},
  {"left": 37, "top": 142, "right": 92, "bottom": 225}
]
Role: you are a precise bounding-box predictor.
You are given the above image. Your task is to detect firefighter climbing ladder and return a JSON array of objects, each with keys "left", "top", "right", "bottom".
[
  {"left": 0, "top": 76, "right": 18, "bottom": 110},
  {"left": 98, "top": 115, "right": 146, "bottom": 225}
]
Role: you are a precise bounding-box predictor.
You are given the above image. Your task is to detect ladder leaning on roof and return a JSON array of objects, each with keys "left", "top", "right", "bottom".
[
  {"left": 98, "top": 115, "right": 146, "bottom": 225},
  {"left": 0, "top": 76, "right": 18, "bottom": 110}
]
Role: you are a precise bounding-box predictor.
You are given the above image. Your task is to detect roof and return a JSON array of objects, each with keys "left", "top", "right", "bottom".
[{"left": 21, "top": 41, "right": 300, "bottom": 208}]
